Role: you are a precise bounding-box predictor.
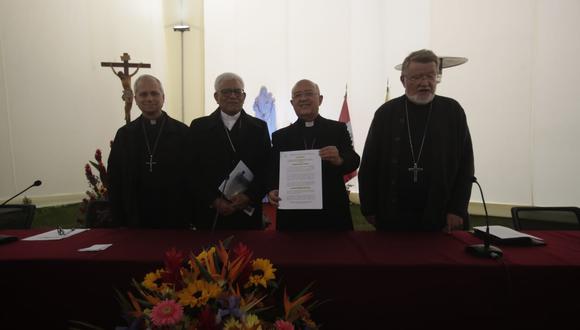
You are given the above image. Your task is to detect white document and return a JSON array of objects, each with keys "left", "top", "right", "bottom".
[
  {"left": 23, "top": 228, "right": 89, "bottom": 241},
  {"left": 78, "top": 244, "right": 112, "bottom": 252},
  {"left": 218, "top": 160, "right": 255, "bottom": 216},
  {"left": 279, "top": 149, "right": 323, "bottom": 210}
]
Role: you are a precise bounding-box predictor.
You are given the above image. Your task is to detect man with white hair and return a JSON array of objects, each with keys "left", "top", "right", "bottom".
[
  {"left": 359, "top": 49, "right": 474, "bottom": 232},
  {"left": 190, "top": 72, "right": 271, "bottom": 229}
]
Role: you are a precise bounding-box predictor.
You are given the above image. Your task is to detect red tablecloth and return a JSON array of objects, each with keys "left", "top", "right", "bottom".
[{"left": 1, "top": 229, "right": 579, "bottom": 329}]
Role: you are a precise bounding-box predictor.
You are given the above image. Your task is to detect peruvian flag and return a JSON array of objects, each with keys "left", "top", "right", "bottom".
[{"left": 339, "top": 91, "right": 357, "bottom": 183}]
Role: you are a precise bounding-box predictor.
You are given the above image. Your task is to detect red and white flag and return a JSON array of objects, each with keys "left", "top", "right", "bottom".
[{"left": 339, "top": 91, "right": 357, "bottom": 183}]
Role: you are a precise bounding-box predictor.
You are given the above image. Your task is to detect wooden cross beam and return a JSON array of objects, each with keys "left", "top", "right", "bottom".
[
  {"left": 101, "top": 52, "right": 151, "bottom": 75},
  {"left": 101, "top": 53, "right": 151, "bottom": 124}
]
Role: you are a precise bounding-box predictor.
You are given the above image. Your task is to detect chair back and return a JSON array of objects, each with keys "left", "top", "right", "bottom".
[
  {"left": 511, "top": 206, "right": 580, "bottom": 230},
  {"left": 0, "top": 204, "right": 36, "bottom": 229}
]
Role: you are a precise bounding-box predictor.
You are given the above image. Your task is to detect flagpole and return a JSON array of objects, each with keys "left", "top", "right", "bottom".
[{"left": 339, "top": 83, "right": 357, "bottom": 183}]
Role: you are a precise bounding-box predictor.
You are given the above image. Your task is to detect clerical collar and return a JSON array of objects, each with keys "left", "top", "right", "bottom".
[
  {"left": 298, "top": 115, "right": 319, "bottom": 127},
  {"left": 220, "top": 111, "right": 241, "bottom": 130},
  {"left": 144, "top": 112, "right": 164, "bottom": 125}
]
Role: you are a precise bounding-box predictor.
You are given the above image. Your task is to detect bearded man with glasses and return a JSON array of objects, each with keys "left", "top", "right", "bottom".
[
  {"left": 190, "top": 72, "right": 271, "bottom": 230},
  {"left": 359, "top": 49, "right": 474, "bottom": 232}
]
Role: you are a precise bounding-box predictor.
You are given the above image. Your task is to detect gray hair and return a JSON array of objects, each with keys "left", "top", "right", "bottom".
[
  {"left": 401, "top": 49, "right": 439, "bottom": 76},
  {"left": 214, "top": 72, "right": 245, "bottom": 92},
  {"left": 291, "top": 79, "right": 320, "bottom": 95},
  {"left": 134, "top": 74, "right": 164, "bottom": 95}
]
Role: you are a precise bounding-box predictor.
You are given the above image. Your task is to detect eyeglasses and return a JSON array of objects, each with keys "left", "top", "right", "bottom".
[
  {"left": 405, "top": 73, "right": 440, "bottom": 83},
  {"left": 219, "top": 88, "right": 245, "bottom": 96},
  {"left": 292, "top": 91, "right": 316, "bottom": 99}
]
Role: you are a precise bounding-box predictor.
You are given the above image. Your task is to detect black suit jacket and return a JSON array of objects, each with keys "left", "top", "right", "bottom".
[
  {"left": 190, "top": 109, "right": 271, "bottom": 229},
  {"left": 270, "top": 115, "right": 360, "bottom": 230}
]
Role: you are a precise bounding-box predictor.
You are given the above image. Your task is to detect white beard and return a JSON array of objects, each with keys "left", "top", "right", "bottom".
[{"left": 407, "top": 92, "right": 435, "bottom": 105}]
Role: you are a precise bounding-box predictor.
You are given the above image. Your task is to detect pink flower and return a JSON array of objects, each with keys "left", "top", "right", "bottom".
[
  {"left": 150, "top": 299, "right": 183, "bottom": 327},
  {"left": 94, "top": 149, "right": 102, "bottom": 163},
  {"left": 274, "top": 320, "right": 295, "bottom": 330},
  {"left": 85, "top": 164, "right": 99, "bottom": 187}
]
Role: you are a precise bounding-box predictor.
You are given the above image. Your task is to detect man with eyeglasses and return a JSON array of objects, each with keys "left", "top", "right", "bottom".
[
  {"left": 267, "top": 79, "right": 360, "bottom": 230},
  {"left": 359, "top": 49, "right": 474, "bottom": 232},
  {"left": 190, "top": 72, "right": 271, "bottom": 230}
]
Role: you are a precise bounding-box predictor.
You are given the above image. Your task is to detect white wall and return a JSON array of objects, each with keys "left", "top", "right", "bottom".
[
  {"left": 204, "top": 0, "right": 431, "bottom": 147},
  {"left": 531, "top": 0, "right": 580, "bottom": 205},
  {"left": 430, "top": 0, "right": 580, "bottom": 206},
  {"left": 0, "top": 0, "right": 170, "bottom": 204},
  {"left": 205, "top": 0, "right": 580, "bottom": 208},
  {"left": 430, "top": 0, "right": 537, "bottom": 205}
]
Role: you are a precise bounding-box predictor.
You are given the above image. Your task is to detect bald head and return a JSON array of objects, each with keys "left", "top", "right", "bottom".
[
  {"left": 292, "top": 79, "right": 319, "bottom": 95},
  {"left": 290, "top": 79, "right": 323, "bottom": 121}
]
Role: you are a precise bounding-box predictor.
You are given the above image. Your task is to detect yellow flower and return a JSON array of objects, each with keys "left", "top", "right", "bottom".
[
  {"left": 223, "top": 317, "right": 243, "bottom": 330},
  {"left": 302, "top": 317, "right": 317, "bottom": 329},
  {"left": 247, "top": 258, "right": 276, "bottom": 288},
  {"left": 244, "top": 314, "right": 262, "bottom": 330},
  {"left": 142, "top": 269, "right": 163, "bottom": 291},
  {"left": 196, "top": 247, "right": 216, "bottom": 264},
  {"left": 177, "top": 280, "right": 222, "bottom": 308}
]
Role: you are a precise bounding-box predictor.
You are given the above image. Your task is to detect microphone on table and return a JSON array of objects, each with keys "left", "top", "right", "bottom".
[
  {"left": 1, "top": 180, "right": 42, "bottom": 206},
  {"left": 465, "top": 177, "right": 503, "bottom": 259}
]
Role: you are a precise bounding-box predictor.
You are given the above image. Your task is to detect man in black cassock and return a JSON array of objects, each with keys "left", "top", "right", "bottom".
[
  {"left": 190, "top": 72, "right": 271, "bottom": 230},
  {"left": 108, "top": 74, "right": 192, "bottom": 228},
  {"left": 268, "top": 79, "right": 360, "bottom": 230},
  {"left": 359, "top": 49, "right": 474, "bottom": 232}
]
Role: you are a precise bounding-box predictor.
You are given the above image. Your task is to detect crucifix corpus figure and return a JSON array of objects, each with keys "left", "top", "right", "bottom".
[{"left": 101, "top": 53, "right": 151, "bottom": 124}]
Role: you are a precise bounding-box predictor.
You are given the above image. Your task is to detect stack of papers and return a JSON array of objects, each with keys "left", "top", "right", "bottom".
[{"left": 473, "top": 225, "right": 545, "bottom": 246}]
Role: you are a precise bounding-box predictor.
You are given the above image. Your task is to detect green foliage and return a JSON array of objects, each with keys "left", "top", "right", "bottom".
[
  {"left": 31, "top": 203, "right": 512, "bottom": 230},
  {"left": 32, "top": 203, "right": 81, "bottom": 228}
]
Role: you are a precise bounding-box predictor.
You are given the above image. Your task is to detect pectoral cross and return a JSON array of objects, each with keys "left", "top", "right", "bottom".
[
  {"left": 408, "top": 162, "right": 423, "bottom": 183},
  {"left": 146, "top": 155, "right": 157, "bottom": 172},
  {"left": 101, "top": 53, "right": 151, "bottom": 124}
]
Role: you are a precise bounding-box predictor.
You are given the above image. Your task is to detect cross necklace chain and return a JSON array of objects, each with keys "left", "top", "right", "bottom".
[
  {"left": 404, "top": 100, "right": 432, "bottom": 183},
  {"left": 302, "top": 122, "right": 317, "bottom": 150},
  {"left": 303, "top": 138, "right": 317, "bottom": 150},
  {"left": 223, "top": 117, "right": 242, "bottom": 154},
  {"left": 142, "top": 116, "right": 166, "bottom": 172}
]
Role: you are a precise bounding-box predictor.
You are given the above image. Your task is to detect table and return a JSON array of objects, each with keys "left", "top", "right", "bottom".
[{"left": 1, "top": 229, "right": 579, "bottom": 329}]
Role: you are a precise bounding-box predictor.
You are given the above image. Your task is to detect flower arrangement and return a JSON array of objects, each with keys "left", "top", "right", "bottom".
[
  {"left": 117, "top": 237, "right": 321, "bottom": 330},
  {"left": 86, "top": 149, "right": 108, "bottom": 198},
  {"left": 78, "top": 148, "right": 110, "bottom": 226}
]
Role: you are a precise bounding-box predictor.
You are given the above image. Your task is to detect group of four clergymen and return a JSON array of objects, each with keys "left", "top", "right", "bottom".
[{"left": 107, "top": 49, "right": 474, "bottom": 232}]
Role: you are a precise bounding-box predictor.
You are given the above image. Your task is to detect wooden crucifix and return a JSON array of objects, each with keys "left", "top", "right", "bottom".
[{"left": 101, "top": 53, "right": 151, "bottom": 124}]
